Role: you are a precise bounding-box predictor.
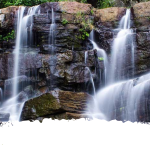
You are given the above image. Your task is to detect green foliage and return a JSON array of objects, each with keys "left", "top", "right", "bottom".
[
  {"left": 120, "top": 107, "right": 124, "bottom": 111},
  {"left": 1, "top": 30, "right": 15, "bottom": 41},
  {"left": 0, "top": 0, "right": 116, "bottom": 9},
  {"left": 80, "top": 0, "right": 87, "bottom": 3},
  {"left": 97, "top": 0, "right": 114, "bottom": 9},
  {"left": 75, "top": 11, "right": 93, "bottom": 40},
  {"left": 0, "top": 0, "right": 57, "bottom": 8},
  {"left": 0, "top": 0, "right": 88, "bottom": 8},
  {"left": 98, "top": 57, "right": 104, "bottom": 61},
  {"left": 91, "top": 9, "right": 94, "bottom": 15},
  {"left": 79, "top": 28, "right": 89, "bottom": 40},
  {"left": 62, "top": 18, "right": 68, "bottom": 25}
]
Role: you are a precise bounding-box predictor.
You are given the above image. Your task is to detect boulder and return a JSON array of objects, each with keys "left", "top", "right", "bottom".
[
  {"left": 21, "top": 93, "right": 62, "bottom": 120},
  {"left": 94, "top": 7, "right": 126, "bottom": 23},
  {"left": 59, "top": 2, "right": 92, "bottom": 14},
  {"left": 21, "top": 90, "right": 93, "bottom": 120},
  {"left": 134, "top": 1, "right": 150, "bottom": 18},
  {"left": 133, "top": 1, "right": 150, "bottom": 29}
]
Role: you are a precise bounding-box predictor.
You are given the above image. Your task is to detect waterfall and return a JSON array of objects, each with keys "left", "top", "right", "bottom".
[
  {"left": 0, "top": 6, "right": 40, "bottom": 121},
  {"left": 13, "top": 6, "right": 39, "bottom": 97},
  {"left": 89, "top": 30, "right": 108, "bottom": 85},
  {"left": 85, "top": 30, "right": 108, "bottom": 95},
  {"left": 13, "top": 7, "right": 26, "bottom": 98},
  {"left": 85, "top": 67, "right": 96, "bottom": 95},
  {"left": 49, "top": 8, "right": 56, "bottom": 53},
  {"left": 91, "top": 73, "right": 150, "bottom": 122},
  {"left": 0, "top": 7, "right": 27, "bottom": 121},
  {"left": 88, "top": 9, "right": 145, "bottom": 122},
  {"left": 22, "top": 5, "right": 40, "bottom": 47},
  {"left": 109, "top": 9, "right": 135, "bottom": 83},
  {"left": 0, "top": 88, "right": 3, "bottom": 103}
]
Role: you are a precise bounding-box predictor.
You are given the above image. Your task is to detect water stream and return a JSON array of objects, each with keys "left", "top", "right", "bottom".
[
  {"left": 49, "top": 8, "right": 56, "bottom": 53},
  {"left": 109, "top": 9, "right": 135, "bottom": 83},
  {"left": 0, "top": 88, "right": 3, "bottom": 103},
  {"left": 89, "top": 30, "right": 108, "bottom": 84},
  {"left": 0, "top": 6, "right": 40, "bottom": 121},
  {"left": 88, "top": 9, "right": 145, "bottom": 122}
]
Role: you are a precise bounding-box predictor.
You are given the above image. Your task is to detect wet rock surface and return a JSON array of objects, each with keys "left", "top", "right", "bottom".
[
  {"left": 1, "top": 1, "right": 150, "bottom": 122},
  {"left": 21, "top": 90, "right": 93, "bottom": 120}
]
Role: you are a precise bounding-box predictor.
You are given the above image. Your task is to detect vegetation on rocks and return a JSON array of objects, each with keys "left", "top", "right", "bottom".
[
  {"left": 0, "top": 0, "right": 146, "bottom": 9},
  {"left": 0, "top": 30, "right": 15, "bottom": 41}
]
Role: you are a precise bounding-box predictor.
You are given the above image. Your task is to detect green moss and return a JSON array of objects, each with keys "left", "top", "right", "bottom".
[{"left": 26, "top": 93, "right": 61, "bottom": 117}]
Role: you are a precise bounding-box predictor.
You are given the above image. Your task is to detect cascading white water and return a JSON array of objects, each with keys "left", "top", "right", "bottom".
[
  {"left": 89, "top": 30, "right": 108, "bottom": 84},
  {"left": 0, "top": 88, "right": 2, "bottom": 102},
  {"left": 84, "top": 30, "right": 108, "bottom": 95},
  {"left": 85, "top": 67, "right": 96, "bottom": 95},
  {"left": 109, "top": 9, "right": 135, "bottom": 83},
  {"left": 13, "top": 7, "right": 26, "bottom": 98},
  {"left": 0, "top": 7, "right": 26, "bottom": 121},
  {"left": 22, "top": 5, "right": 40, "bottom": 47},
  {"left": 49, "top": 8, "right": 56, "bottom": 53},
  {"left": 92, "top": 73, "right": 150, "bottom": 121},
  {"left": 0, "top": 6, "right": 40, "bottom": 121},
  {"left": 88, "top": 9, "right": 144, "bottom": 122}
]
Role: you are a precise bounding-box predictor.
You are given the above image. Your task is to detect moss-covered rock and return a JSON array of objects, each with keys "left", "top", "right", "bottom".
[
  {"left": 20, "top": 93, "right": 62, "bottom": 120},
  {"left": 21, "top": 90, "right": 93, "bottom": 120}
]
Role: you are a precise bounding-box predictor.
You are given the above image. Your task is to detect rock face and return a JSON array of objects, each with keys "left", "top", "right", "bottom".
[
  {"left": 94, "top": 7, "right": 126, "bottom": 25},
  {"left": 133, "top": 2, "right": 150, "bottom": 77},
  {"left": 1, "top": 1, "right": 150, "bottom": 121},
  {"left": 93, "top": 1, "right": 150, "bottom": 79},
  {"left": 21, "top": 90, "right": 93, "bottom": 120},
  {"left": 0, "top": 2, "right": 97, "bottom": 98},
  {"left": 59, "top": 2, "right": 92, "bottom": 14}
]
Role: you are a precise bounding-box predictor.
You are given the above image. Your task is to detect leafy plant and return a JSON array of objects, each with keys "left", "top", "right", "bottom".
[
  {"left": 98, "top": 57, "right": 104, "bottom": 61},
  {"left": 80, "top": 0, "right": 87, "bottom": 3},
  {"left": 91, "top": 9, "right": 94, "bottom": 15},
  {"left": 62, "top": 18, "right": 68, "bottom": 25},
  {"left": 2, "top": 30, "right": 15, "bottom": 41},
  {"left": 75, "top": 11, "right": 94, "bottom": 40},
  {"left": 97, "top": 0, "right": 114, "bottom": 9},
  {"left": 79, "top": 28, "right": 89, "bottom": 40}
]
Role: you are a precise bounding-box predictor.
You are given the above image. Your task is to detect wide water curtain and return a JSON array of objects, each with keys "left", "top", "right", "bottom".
[{"left": 89, "top": 9, "right": 140, "bottom": 122}]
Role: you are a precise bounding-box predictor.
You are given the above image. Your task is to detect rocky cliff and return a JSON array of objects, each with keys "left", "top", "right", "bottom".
[{"left": 1, "top": 1, "right": 150, "bottom": 121}]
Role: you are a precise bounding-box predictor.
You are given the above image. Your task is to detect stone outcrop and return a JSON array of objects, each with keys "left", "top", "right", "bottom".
[
  {"left": 92, "top": 1, "right": 150, "bottom": 79},
  {"left": 21, "top": 90, "right": 93, "bottom": 120},
  {"left": 132, "top": 2, "right": 150, "bottom": 77},
  {"left": 59, "top": 2, "right": 92, "bottom": 14},
  {"left": 0, "top": 6, "right": 18, "bottom": 29},
  {"left": 94, "top": 7, "right": 126, "bottom": 25},
  {"left": 1, "top": 1, "right": 150, "bottom": 121},
  {"left": 133, "top": 1, "right": 150, "bottom": 30},
  {"left": 0, "top": 2, "right": 98, "bottom": 98}
]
